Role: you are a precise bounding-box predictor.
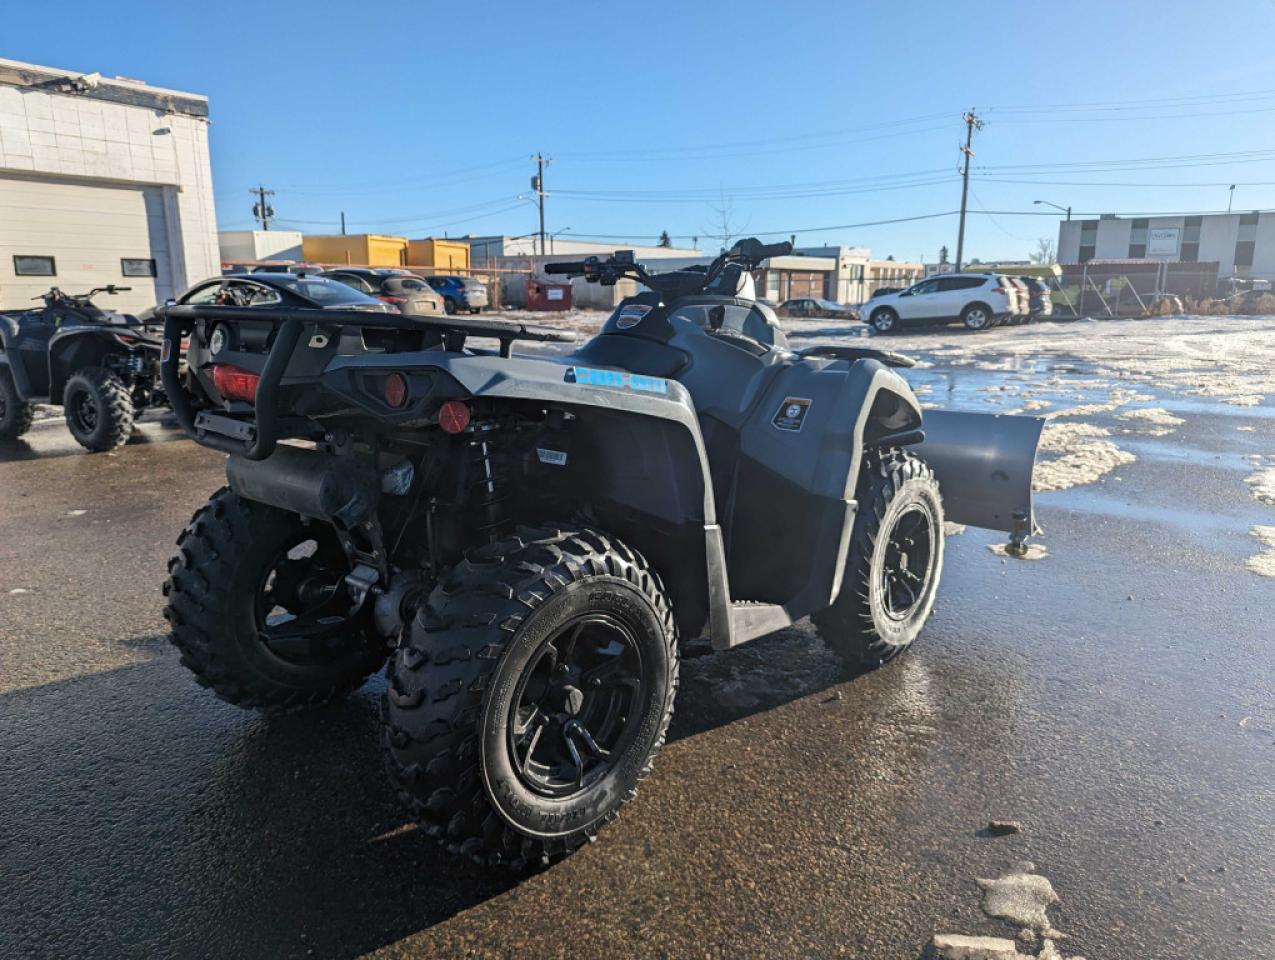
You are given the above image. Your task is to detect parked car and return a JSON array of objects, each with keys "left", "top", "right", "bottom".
[
  {"left": 1017, "top": 276, "right": 1053, "bottom": 320},
  {"left": 426, "top": 275, "right": 489, "bottom": 314},
  {"left": 322, "top": 268, "right": 445, "bottom": 316},
  {"left": 174, "top": 273, "right": 398, "bottom": 314},
  {"left": 861, "top": 273, "right": 1016, "bottom": 333},
  {"left": 1002, "top": 277, "right": 1031, "bottom": 325},
  {"left": 777, "top": 297, "right": 860, "bottom": 321}
]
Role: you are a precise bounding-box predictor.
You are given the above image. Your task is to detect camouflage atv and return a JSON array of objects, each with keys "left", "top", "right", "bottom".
[{"left": 159, "top": 238, "right": 1042, "bottom": 869}]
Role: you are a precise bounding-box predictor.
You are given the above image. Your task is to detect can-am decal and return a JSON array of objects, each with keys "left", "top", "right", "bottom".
[
  {"left": 565, "top": 366, "right": 668, "bottom": 394},
  {"left": 772, "top": 396, "right": 812, "bottom": 432},
  {"left": 614, "top": 304, "right": 653, "bottom": 330}
]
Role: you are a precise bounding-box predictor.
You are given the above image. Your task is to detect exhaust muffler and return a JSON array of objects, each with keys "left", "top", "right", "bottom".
[{"left": 226, "top": 445, "right": 379, "bottom": 529}]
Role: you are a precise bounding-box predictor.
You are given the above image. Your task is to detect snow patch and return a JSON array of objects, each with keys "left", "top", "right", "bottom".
[{"left": 1246, "top": 526, "right": 1275, "bottom": 578}]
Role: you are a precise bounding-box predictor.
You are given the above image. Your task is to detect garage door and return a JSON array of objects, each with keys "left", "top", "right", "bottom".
[{"left": 0, "top": 174, "right": 174, "bottom": 314}]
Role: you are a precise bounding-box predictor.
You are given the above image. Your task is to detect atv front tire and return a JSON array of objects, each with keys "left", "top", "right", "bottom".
[
  {"left": 814, "top": 450, "right": 944, "bottom": 669},
  {"left": 384, "top": 526, "right": 678, "bottom": 869},
  {"left": 163, "top": 488, "right": 386, "bottom": 712},
  {"left": 63, "top": 367, "right": 133, "bottom": 451},
  {"left": 0, "top": 368, "right": 35, "bottom": 440}
]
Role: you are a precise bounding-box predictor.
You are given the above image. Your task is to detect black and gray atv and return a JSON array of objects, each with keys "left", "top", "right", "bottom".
[
  {"left": 0, "top": 285, "right": 165, "bottom": 451},
  {"left": 159, "top": 238, "right": 1043, "bottom": 869}
]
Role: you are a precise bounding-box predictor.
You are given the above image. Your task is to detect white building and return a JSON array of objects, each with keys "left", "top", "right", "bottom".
[
  {"left": 0, "top": 58, "right": 219, "bottom": 313},
  {"left": 1058, "top": 211, "right": 1275, "bottom": 280},
  {"left": 218, "top": 229, "right": 304, "bottom": 264}
]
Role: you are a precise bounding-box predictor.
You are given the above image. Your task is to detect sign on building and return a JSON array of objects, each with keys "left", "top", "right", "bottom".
[{"left": 1147, "top": 227, "right": 1181, "bottom": 258}]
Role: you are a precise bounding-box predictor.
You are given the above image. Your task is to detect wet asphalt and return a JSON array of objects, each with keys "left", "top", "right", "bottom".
[{"left": 1, "top": 325, "right": 1273, "bottom": 960}]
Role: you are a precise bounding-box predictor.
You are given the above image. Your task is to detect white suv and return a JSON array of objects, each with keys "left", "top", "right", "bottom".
[{"left": 862, "top": 273, "right": 1018, "bottom": 333}]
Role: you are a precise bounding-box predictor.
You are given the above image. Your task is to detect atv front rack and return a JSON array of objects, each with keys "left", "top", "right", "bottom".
[{"left": 159, "top": 304, "right": 575, "bottom": 460}]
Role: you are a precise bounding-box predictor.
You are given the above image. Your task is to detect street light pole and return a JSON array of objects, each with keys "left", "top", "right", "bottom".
[
  {"left": 1033, "top": 199, "right": 1071, "bottom": 221},
  {"left": 1228, "top": 184, "right": 1236, "bottom": 213}
]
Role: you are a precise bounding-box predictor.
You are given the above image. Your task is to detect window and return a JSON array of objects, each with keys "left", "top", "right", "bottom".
[
  {"left": 1181, "top": 242, "right": 1199, "bottom": 263},
  {"left": 1079, "top": 246, "right": 1096, "bottom": 263},
  {"left": 938, "top": 277, "right": 985, "bottom": 291},
  {"left": 1240, "top": 212, "right": 1260, "bottom": 226},
  {"left": 14, "top": 255, "right": 55, "bottom": 276},
  {"left": 223, "top": 281, "right": 282, "bottom": 307},
  {"left": 182, "top": 282, "right": 223, "bottom": 305},
  {"left": 1235, "top": 240, "right": 1256, "bottom": 268},
  {"left": 1129, "top": 243, "right": 1147, "bottom": 258},
  {"left": 121, "top": 258, "right": 157, "bottom": 278},
  {"left": 910, "top": 279, "right": 939, "bottom": 295}
]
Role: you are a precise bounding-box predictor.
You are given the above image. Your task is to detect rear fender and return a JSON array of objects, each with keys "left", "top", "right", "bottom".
[
  {"left": 321, "top": 351, "right": 734, "bottom": 645},
  {"left": 47, "top": 329, "right": 127, "bottom": 403}
]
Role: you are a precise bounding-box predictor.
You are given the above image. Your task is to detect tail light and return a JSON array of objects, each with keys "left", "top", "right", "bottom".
[
  {"left": 438, "top": 399, "right": 471, "bottom": 434},
  {"left": 384, "top": 372, "right": 408, "bottom": 409},
  {"left": 991, "top": 286, "right": 1007, "bottom": 294},
  {"left": 210, "top": 364, "right": 260, "bottom": 403},
  {"left": 378, "top": 295, "right": 406, "bottom": 305}
]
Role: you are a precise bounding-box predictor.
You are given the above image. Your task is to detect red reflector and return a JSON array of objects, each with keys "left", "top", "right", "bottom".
[
  {"left": 384, "top": 372, "right": 408, "bottom": 408},
  {"left": 438, "top": 399, "right": 470, "bottom": 434},
  {"left": 210, "top": 364, "right": 260, "bottom": 403}
]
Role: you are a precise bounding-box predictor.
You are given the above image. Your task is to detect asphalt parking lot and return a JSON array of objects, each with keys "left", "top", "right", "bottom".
[{"left": 2, "top": 315, "right": 1273, "bottom": 959}]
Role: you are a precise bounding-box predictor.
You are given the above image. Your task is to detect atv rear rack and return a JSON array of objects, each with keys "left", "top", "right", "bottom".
[{"left": 159, "top": 304, "right": 575, "bottom": 460}]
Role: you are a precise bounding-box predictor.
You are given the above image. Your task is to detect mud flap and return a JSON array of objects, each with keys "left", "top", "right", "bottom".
[{"left": 914, "top": 410, "right": 1045, "bottom": 537}]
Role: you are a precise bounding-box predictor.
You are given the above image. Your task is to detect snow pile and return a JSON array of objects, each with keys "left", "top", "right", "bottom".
[{"left": 1033, "top": 422, "right": 1135, "bottom": 492}]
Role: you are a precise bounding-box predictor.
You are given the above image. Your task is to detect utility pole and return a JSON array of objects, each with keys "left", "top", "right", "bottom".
[
  {"left": 954, "top": 110, "right": 982, "bottom": 271},
  {"left": 340, "top": 211, "right": 346, "bottom": 235},
  {"left": 251, "top": 185, "right": 275, "bottom": 231},
  {"left": 531, "top": 154, "right": 550, "bottom": 256},
  {"left": 1228, "top": 184, "right": 1236, "bottom": 213}
]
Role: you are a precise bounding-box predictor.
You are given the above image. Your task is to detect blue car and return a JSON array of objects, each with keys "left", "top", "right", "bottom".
[{"left": 426, "top": 275, "right": 489, "bottom": 314}]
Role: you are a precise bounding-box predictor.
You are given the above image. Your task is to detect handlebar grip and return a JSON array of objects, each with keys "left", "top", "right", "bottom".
[{"left": 543, "top": 261, "right": 587, "bottom": 275}]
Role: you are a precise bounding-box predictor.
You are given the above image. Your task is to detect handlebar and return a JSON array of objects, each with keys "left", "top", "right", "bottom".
[
  {"left": 543, "top": 261, "right": 587, "bottom": 275},
  {"left": 31, "top": 284, "right": 132, "bottom": 302},
  {"left": 541, "top": 237, "right": 794, "bottom": 295}
]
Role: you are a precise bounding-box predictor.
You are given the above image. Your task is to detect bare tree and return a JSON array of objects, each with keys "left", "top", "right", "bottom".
[
  {"left": 938, "top": 244, "right": 950, "bottom": 264},
  {"left": 705, "top": 190, "right": 748, "bottom": 252},
  {"left": 1031, "top": 237, "right": 1057, "bottom": 264}
]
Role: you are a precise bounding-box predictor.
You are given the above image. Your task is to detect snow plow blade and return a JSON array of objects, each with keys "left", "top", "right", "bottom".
[{"left": 915, "top": 410, "right": 1045, "bottom": 535}]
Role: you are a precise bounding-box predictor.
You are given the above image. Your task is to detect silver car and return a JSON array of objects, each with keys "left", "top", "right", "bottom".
[{"left": 322, "top": 268, "right": 446, "bottom": 316}]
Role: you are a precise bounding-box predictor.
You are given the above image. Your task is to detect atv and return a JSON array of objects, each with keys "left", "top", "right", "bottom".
[
  {"left": 158, "top": 238, "right": 1043, "bottom": 869},
  {"left": 0, "top": 285, "right": 166, "bottom": 451}
]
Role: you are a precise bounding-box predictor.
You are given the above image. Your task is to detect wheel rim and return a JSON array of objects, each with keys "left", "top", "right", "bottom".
[
  {"left": 508, "top": 613, "right": 645, "bottom": 798},
  {"left": 254, "top": 533, "right": 354, "bottom": 665},
  {"left": 966, "top": 309, "right": 987, "bottom": 329},
  {"left": 69, "top": 390, "right": 98, "bottom": 433},
  {"left": 879, "top": 506, "right": 935, "bottom": 620},
  {"left": 874, "top": 312, "right": 894, "bottom": 331}
]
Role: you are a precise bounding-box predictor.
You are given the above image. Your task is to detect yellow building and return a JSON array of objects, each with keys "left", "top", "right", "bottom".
[
  {"left": 302, "top": 234, "right": 409, "bottom": 267},
  {"left": 407, "top": 238, "right": 470, "bottom": 272}
]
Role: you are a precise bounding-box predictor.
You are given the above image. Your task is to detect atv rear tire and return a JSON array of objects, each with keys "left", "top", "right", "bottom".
[
  {"left": 814, "top": 450, "right": 944, "bottom": 669},
  {"left": 63, "top": 367, "right": 133, "bottom": 451},
  {"left": 0, "top": 368, "right": 35, "bottom": 440},
  {"left": 163, "top": 488, "right": 386, "bottom": 713},
  {"left": 383, "top": 526, "right": 678, "bottom": 869}
]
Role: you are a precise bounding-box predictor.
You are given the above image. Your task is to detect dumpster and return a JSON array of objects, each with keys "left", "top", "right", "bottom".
[{"left": 527, "top": 280, "right": 572, "bottom": 311}]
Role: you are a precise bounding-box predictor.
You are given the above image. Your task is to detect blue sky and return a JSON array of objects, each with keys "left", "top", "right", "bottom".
[{"left": 8, "top": 0, "right": 1275, "bottom": 261}]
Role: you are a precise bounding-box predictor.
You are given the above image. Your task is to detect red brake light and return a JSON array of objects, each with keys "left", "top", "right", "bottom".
[
  {"left": 210, "top": 363, "right": 260, "bottom": 403},
  {"left": 438, "top": 399, "right": 470, "bottom": 434},
  {"left": 378, "top": 295, "right": 406, "bottom": 304},
  {"left": 992, "top": 286, "right": 1007, "bottom": 294},
  {"left": 384, "top": 372, "right": 408, "bottom": 409}
]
